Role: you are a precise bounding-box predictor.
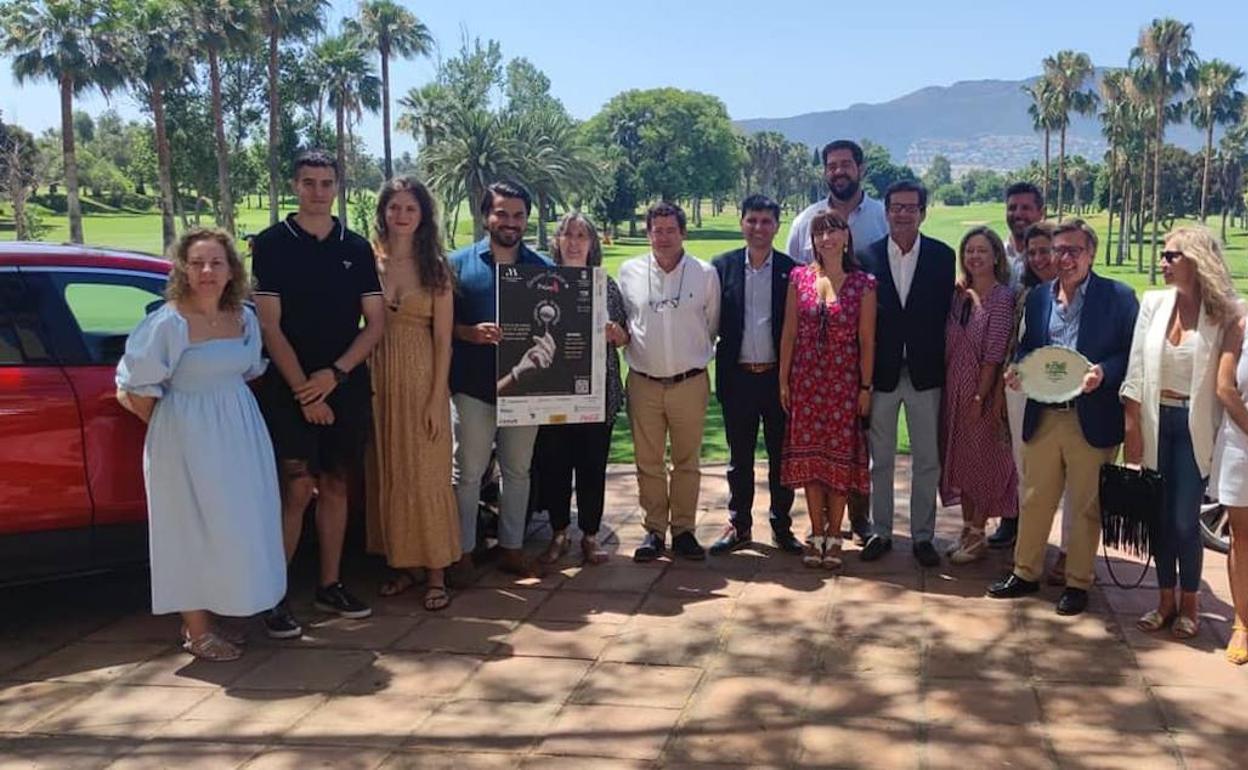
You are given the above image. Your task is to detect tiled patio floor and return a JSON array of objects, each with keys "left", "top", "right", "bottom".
[{"left": 2, "top": 459, "right": 1246, "bottom": 768}]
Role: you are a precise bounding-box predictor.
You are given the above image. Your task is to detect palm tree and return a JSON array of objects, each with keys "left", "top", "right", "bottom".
[
  {"left": 257, "top": 0, "right": 326, "bottom": 225},
  {"left": 122, "top": 0, "right": 195, "bottom": 251},
  {"left": 1098, "top": 70, "right": 1127, "bottom": 264},
  {"left": 1, "top": 0, "right": 127, "bottom": 243},
  {"left": 1131, "top": 17, "right": 1197, "bottom": 284},
  {"left": 357, "top": 0, "right": 432, "bottom": 180},
  {"left": 185, "top": 0, "right": 256, "bottom": 237},
  {"left": 313, "top": 30, "right": 380, "bottom": 219},
  {"left": 1188, "top": 59, "right": 1245, "bottom": 222},
  {"left": 1024, "top": 78, "right": 1060, "bottom": 214},
  {"left": 1218, "top": 126, "right": 1246, "bottom": 241},
  {"left": 508, "top": 110, "right": 601, "bottom": 250},
  {"left": 1042, "top": 50, "right": 1097, "bottom": 221},
  {"left": 397, "top": 82, "right": 450, "bottom": 149}
]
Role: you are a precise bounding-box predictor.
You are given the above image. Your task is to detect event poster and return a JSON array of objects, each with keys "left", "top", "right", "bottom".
[{"left": 496, "top": 263, "right": 605, "bottom": 426}]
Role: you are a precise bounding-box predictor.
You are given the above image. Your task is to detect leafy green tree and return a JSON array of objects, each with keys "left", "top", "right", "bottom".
[
  {"left": 1131, "top": 17, "right": 1197, "bottom": 283},
  {"left": 1042, "top": 50, "right": 1097, "bottom": 220},
  {"left": 1, "top": 0, "right": 128, "bottom": 243},
  {"left": 313, "top": 29, "right": 380, "bottom": 218},
  {"left": 858, "top": 140, "right": 918, "bottom": 199},
  {"left": 1, "top": 118, "right": 42, "bottom": 239},
  {"left": 923, "top": 154, "right": 952, "bottom": 190},
  {"left": 357, "top": 0, "right": 431, "bottom": 180},
  {"left": 1188, "top": 59, "right": 1245, "bottom": 221}
]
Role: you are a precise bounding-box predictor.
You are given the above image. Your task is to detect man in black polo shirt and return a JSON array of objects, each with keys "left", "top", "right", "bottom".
[{"left": 253, "top": 150, "right": 385, "bottom": 638}]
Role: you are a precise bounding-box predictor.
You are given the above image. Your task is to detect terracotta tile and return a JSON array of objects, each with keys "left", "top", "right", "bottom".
[
  {"left": 922, "top": 637, "right": 1030, "bottom": 681},
  {"left": 715, "top": 630, "right": 822, "bottom": 674},
  {"left": 32, "top": 684, "right": 210, "bottom": 738},
  {"left": 1027, "top": 640, "right": 1143, "bottom": 684},
  {"left": 0, "top": 639, "right": 64, "bottom": 679},
  {"left": 665, "top": 722, "right": 800, "bottom": 766},
  {"left": 1046, "top": 725, "right": 1181, "bottom": 770},
  {"left": 391, "top": 618, "right": 513, "bottom": 655},
  {"left": 521, "top": 758, "right": 645, "bottom": 770},
  {"left": 925, "top": 724, "right": 1054, "bottom": 769},
  {"left": 529, "top": 590, "right": 641, "bottom": 625},
  {"left": 292, "top": 616, "right": 420, "bottom": 650},
  {"left": 103, "top": 739, "right": 264, "bottom": 769},
  {"left": 922, "top": 680, "right": 1041, "bottom": 727},
  {"left": 827, "top": 602, "right": 925, "bottom": 644},
  {"left": 241, "top": 745, "right": 390, "bottom": 769},
  {"left": 230, "top": 649, "right": 374, "bottom": 692},
  {"left": 1173, "top": 731, "right": 1248, "bottom": 770},
  {"left": 1022, "top": 609, "right": 1126, "bottom": 646},
  {"left": 502, "top": 621, "right": 618, "bottom": 660},
  {"left": 1125, "top": 627, "right": 1244, "bottom": 687},
  {"left": 0, "top": 734, "right": 139, "bottom": 769},
  {"left": 600, "top": 622, "right": 723, "bottom": 667},
  {"left": 407, "top": 700, "right": 560, "bottom": 753},
  {"left": 474, "top": 563, "right": 577, "bottom": 591},
  {"left": 1151, "top": 683, "right": 1248, "bottom": 734},
  {"left": 157, "top": 689, "right": 326, "bottom": 740},
  {"left": 650, "top": 567, "right": 749, "bottom": 598},
  {"left": 280, "top": 693, "right": 437, "bottom": 746},
  {"left": 735, "top": 573, "right": 836, "bottom": 605},
  {"left": 803, "top": 675, "right": 921, "bottom": 725},
  {"left": 1035, "top": 683, "right": 1165, "bottom": 732},
  {"left": 731, "top": 598, "right": 831, "bottom": 636},
  {"left": 338, "top": 652, "right": 483, "bottom": 697},
  {"left": 114, "top": 647, "right": 277, "bottom": 689},
  {"left": 445, "top": 588, "right": 549, "bottom": 621},
  {"left": 10, "top": 642, "right": 168, "bottom": 685},
  {"left": 0, "top": 680, "right": 96, "bottom": 733},
  {"left": 797, "top": 717, "right": 920, "bottom": 769},
  {"left": 380, "top": 750, "right": 520, "bottom": 769},
  {"left": 922, "top": 603, "right": 1025, "bottom": 643},
  {"left": 681, "top": 673, "right": 805, "bottom": 725},
  {"left": 634, "top": 593, "right": 737, "bottom": 627},
  {"left": 537, "top": 703, "right": 679, "bottom": 760},
  {"left": 823, "top": 636, "right": 922, "bottom": 677},
  {"left": 457, "top": 656, "right": 591, "bottom": 703},
  {"left": 571, "top": 662, "right": 702, "bottom": 709},
  {"left": 562, "top": 564, "right": 664, "bottom": 593},
  {"left": 81, "top": 615, "right": 182, "bottom": 644}
]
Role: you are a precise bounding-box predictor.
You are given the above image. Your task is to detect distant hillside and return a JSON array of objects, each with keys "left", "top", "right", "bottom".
[{"left": 735, "top": 74, "right": 1209, "bottom": 174}]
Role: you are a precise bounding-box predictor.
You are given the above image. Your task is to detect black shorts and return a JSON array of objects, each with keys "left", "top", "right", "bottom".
[{"left": 257, "top": 370, "right": 372, "bottom": 476}]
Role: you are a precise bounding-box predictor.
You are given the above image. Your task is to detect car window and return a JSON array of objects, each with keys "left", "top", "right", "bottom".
[
  {"left": 0, "top": 272, "right": 54, "bottom": 366},
  {"left": 46, "top": 271, "right": 167, "bottom": 366}
]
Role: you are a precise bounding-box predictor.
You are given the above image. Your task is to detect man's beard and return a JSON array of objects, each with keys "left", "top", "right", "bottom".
[
  {"left": 491, "top": 229, "right": 522, "bottom": 248},
  {"left": 829, "top": 176, "right": 860, "bottom": 202}
]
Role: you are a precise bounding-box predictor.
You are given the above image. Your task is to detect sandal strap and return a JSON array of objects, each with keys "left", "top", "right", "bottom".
[{"left": 183, "top": 631, "right": 241, "bottom": 661}]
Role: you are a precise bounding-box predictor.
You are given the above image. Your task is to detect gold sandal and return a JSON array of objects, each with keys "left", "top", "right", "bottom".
[
  {"left": 1136, "top": 609, "right": 1176, "bottom": 632},
  {"left": 1173, "top": 615, "right": 1201, "bottom": 640},
  {"left": 183, "top": 631, "right": 242, "bottom": 662},
  {"left": 1227, "top": 623, "right": 1248, "bottom": 665}
]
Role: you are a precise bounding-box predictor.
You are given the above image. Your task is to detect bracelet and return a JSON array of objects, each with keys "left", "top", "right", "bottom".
[{"left": 859, "top": 383, "right": 872, "bottom": 392}]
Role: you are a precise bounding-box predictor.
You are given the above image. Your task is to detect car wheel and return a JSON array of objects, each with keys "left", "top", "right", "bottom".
[{"left": 1200, "top": 500, "right": 1230, "bottom": 554}]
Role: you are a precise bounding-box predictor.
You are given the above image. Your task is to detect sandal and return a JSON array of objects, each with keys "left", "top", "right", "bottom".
[
  {"left": 1173, "top": 615, "right": 1200, "bottom": 640},
  {"left": 949, "top": 527, "right": 987, "bottom": 565},
  {"left": 1227, "top": 623, "right": 1248, "bottom": 665},
  {"left": 182, "top": 624, "right": 246, "bottom": 648},
  {"left": 802, "top": 536, "right": 825, "bottom": 569},
  {"left": 379, "top": 569, "right": 421, "bottom": 598},
  {"left": 423, "top": 585, "right": 451, "bottom": 612},
  {"left": 539, "top": 531, "right": 571, "bottom": 565},
  {"left": 947, "top": 525, "right": 970, "bottom": 557},
  {"left": 581, "top": 535, "right": 609, "bottom": 565},
  {"left": 183, "top": 631, "right": 242, "bottom": 662},
  {"left": 821, "top": 537, "right": 844, "bottom": 570},
  {"left": 1136, "top": 609, "right": 1176, "bottom": 632}
]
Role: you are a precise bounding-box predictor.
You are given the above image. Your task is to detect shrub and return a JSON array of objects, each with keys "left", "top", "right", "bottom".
[{"left": 936, "top": 183, "right": 966, "bottom": 206}]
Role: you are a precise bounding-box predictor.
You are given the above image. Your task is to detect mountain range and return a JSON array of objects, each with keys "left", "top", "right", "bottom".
[{"left": 735, "top": 74, "right": 1210, "bottom": 175}]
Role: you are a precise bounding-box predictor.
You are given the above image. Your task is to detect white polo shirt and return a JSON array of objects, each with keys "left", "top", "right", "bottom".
[{"left": 618, "top": 252, "right": 721, "bottom": 378}]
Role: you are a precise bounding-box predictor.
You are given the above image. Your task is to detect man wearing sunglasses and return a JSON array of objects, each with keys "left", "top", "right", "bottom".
[
  {"left": 618, "top": 202, "right": 721, "bottom": 562},
  {"left": 989, "top": 218, "right": 1138, "bottom": 616}
]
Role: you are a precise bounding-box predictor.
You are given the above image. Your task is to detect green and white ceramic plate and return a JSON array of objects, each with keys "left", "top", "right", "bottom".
[{"left": 1016, "top": 345, "right": 1092, "bottom": 403}]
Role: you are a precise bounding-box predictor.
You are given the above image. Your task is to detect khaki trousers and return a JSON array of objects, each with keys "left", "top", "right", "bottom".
[
  {"left": 627, "top": 370, "right": 709, "bottom": 536},
  {"left": 1013, "top": 409, "right": 1118, "bottom": 590}
]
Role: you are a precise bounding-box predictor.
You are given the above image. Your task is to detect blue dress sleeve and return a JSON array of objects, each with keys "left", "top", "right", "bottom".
[
  {"left": 114, "top": 304, "right": 187, "bottom": 398},
  {"left": 241, "top": 305, "right": 269, "bottom": 381}
]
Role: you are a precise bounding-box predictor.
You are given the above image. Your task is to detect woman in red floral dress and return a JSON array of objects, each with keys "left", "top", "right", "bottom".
[{"left": 780, "top": 210, "right": 877, "bottom": 569}]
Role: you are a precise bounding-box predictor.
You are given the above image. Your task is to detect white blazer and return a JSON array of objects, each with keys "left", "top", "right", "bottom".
[{"left": 1120, "top": 289, "right": 1224, "bottom": 477}]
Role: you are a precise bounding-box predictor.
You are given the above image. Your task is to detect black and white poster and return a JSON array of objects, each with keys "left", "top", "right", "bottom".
[{"left": 496, "top": 263, "right": 605, "bottom": 426}]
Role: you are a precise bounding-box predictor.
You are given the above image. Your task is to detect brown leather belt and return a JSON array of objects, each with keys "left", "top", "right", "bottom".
[
  {"left": 632, "top": 368, "right": 705, "bottom": 385},
  {"left": 739, "top": 362, "right": 776, "bottom": 373}
]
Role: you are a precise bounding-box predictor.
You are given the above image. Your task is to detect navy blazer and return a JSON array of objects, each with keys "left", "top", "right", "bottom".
[
  {"left": 859, "top": 234, "right": 956, "bottom": 392},
  {"left": 712, "top": 247, "right": 795, "bottom": 397},
  {"left": 1017, "top": 272, "right": 1139, "bottom": 448}
]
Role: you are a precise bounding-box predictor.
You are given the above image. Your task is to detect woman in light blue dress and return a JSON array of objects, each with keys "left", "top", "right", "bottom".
[{"left": 116, "top": 228, "right": 285, "bottom": 662}]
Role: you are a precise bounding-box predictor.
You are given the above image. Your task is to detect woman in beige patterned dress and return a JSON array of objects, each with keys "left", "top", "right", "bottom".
[{"left": 366, "top": 176, "right": 458, "bottom": 610}]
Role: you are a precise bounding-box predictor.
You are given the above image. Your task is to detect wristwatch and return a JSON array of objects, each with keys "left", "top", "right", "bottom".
[
  {"left": 331, "top": 364, "right": 349, "bottom": 385},
  {"left": 859, "top": 383, "right": 873, "bottom": 392}
]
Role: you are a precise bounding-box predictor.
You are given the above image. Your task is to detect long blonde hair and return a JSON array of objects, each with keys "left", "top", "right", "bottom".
[
  {"left": 1165, "top": 226, "right": 1241, "bottom": 324},
  {"left": 166, "top": 228, "right": 247, "bottom": 311}
]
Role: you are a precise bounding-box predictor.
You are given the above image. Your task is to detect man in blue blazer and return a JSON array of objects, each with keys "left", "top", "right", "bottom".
[
  {"left": 709, "top": 195, "right": 801, "bottom": 555},
  {"left": 988, "top": 218, "right": 1139, "bottom": 616},
  {"left": 858, "top": 181, "right": 956, "bottom": 568}
]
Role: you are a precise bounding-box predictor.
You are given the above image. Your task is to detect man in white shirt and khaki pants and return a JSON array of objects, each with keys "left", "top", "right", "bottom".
[{"left": 618, "top": 201, "right": 721, "bottom": 562}]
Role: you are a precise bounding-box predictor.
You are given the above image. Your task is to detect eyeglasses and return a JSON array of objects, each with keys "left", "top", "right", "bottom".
[
  {"left": 1161, "top": 250, "right": 1185, "bottom": 264},
  {"left": 887, "top": 204, "right": 923, "bottom": 214},
  {"left": 1052, "top": 245, "right": 1086, "bottom": 258},
  {"left": 647, "top": 258, "right": 687, "bottom": 312}
]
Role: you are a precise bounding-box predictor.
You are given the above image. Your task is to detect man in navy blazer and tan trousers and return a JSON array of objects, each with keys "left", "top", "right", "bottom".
[
  {"left": 988, "top": 218, "right": 1139, "bottom": 616},
  {"left": 709, "top": 195, "right": 802, "bottom": 555},
  {"left": 858, "top": 181, "right": 955, "bottom": 568}
]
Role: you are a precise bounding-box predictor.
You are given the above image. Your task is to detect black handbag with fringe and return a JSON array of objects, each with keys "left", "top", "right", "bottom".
[{"left": 1098, "top": 463, "right": 1164, "bottom": 587}]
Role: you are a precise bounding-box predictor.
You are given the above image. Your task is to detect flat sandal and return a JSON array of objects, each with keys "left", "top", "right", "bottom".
[
  {"left": 1172, "top": 615, "right": 1200, "bottom": 640},
  {"left": 1136, "top": 609, "right": 1175, "bottom": 632},
  {"left": 182, "top": 631, "right": 242, "bottom": 662}
]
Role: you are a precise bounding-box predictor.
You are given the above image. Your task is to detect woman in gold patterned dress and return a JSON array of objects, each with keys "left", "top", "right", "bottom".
[{"left": 366, "top": 176, "right": 458, "bottom": 610}]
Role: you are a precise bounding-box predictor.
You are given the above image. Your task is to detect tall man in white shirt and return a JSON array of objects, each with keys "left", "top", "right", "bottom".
[
  {"left": 787, "top": 139, "right": 889, "bottom": 544},
  {"left": 618, "top": 202, "right": 721, "bottom": 561}
]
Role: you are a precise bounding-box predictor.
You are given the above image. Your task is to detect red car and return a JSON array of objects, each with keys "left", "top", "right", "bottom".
[{"left": 1, "top": 243, "right": 169, "bottom": 584}]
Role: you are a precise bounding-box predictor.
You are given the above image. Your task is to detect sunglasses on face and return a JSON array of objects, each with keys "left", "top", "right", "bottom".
[{"left": 1161, "top": 251, "right": 1185, "bottom": 264}]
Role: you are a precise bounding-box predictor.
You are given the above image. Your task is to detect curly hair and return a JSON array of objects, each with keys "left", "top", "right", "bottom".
[
  {"left": 958, "top": 226, "right": 1011, "bottom": 287},
  {"left": 1165, "top": 226, "right": 1242, "bottom": 324},
  {"left": 165, "top": 228, "right": 247, "bottom": 311},
  {"left": 374, "top": 176, "right": 452, "bottom": 293}
]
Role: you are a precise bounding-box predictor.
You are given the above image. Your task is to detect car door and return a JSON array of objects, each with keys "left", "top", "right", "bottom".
[
  {"left": 0, "top": 269, "right": 94, "bottom": 582},
  {"left": 28, "top": 266, "right": 168, "bottom": 564}
]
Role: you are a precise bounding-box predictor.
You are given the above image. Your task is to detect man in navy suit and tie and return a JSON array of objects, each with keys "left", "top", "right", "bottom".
[
  {"left": 708, "top": 195, "right": 802, "bottom": 555},
  {"left": 988, "top": 218, "right": 1138, "bottom": 616},
  {"left": 858, "top": 181, "right": 956, "bottom": 568}
]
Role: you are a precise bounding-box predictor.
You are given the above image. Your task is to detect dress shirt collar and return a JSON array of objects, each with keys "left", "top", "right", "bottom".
[
  {"left": 1050, "top": 274, "right": 1091, "bottom": 306},
  {"left": 743, "top": 248, "right": 773, "bottom": 273},
  {"left": 887, "top": 235, "right": 921, "bottom": 260}
]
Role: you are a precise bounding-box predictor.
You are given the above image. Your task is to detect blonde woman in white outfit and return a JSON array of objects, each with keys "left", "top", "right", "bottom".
[
  {"left": 1214, "top": 311, "right": 1248, "bottom": 664},
  {"left": 1122, "top": 226, "right": 1240, "bottom": 641}
]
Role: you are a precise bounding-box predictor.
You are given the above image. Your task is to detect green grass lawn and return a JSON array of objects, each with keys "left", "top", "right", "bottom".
[{"left": 8, "top": 197, "right": 1248, "bottom": 463}]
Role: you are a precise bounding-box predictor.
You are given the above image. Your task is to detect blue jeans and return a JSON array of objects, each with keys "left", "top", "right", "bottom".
[
  {"left": 451, "top": 394, "right": 538, "bottom": 553},
  {"left": 1156, "top": 405, "right": 1207, "bottom": 592}
]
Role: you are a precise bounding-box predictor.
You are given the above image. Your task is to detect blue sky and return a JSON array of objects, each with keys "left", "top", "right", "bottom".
[{"left": 2, "top": 0, "right": 1246, "bottom": 158}]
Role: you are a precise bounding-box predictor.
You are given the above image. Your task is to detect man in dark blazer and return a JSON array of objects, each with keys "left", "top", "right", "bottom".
[
  {"left": 858, "top": 181, "right": 955, "bottom": 568},
  {"left": 708, "top": 195, "right": 802, "bottom": 554},
  {"left": 988, "top": 218, "right": 1138, "bottom": 616}
]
